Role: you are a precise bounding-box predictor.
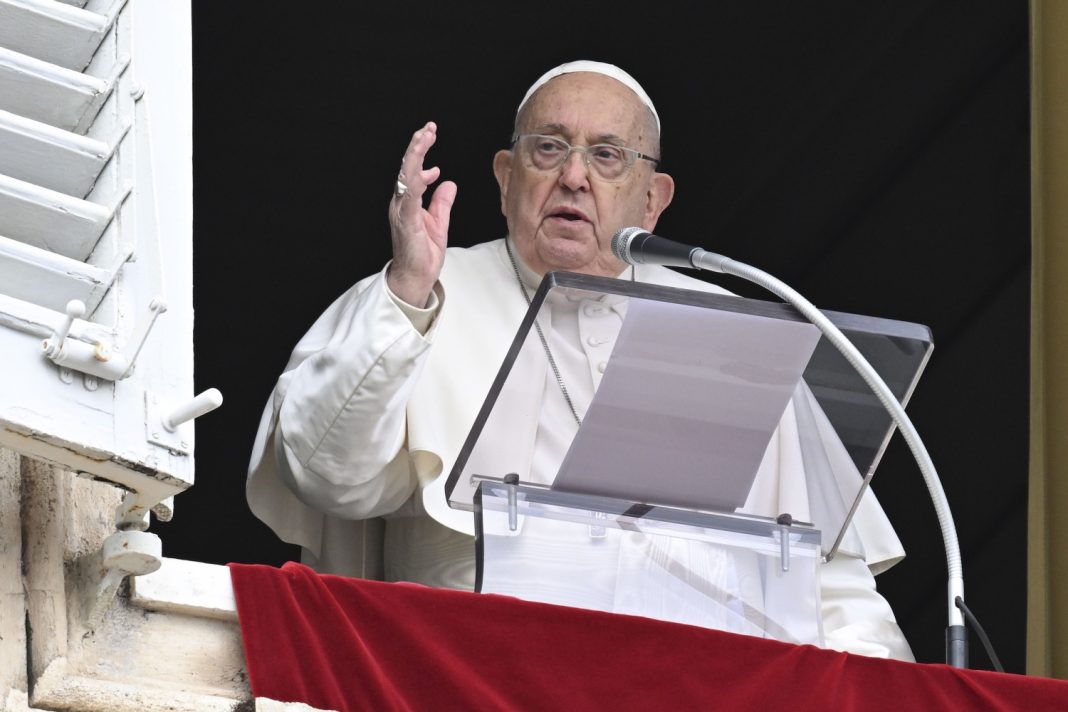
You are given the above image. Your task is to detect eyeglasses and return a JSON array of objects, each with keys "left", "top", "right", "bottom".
[{"left": 511, "top": 134, "right": 660, "bottom": 183}]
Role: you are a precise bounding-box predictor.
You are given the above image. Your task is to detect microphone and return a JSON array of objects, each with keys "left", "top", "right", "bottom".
[
  {"left": 613, "top": 225, "right": 968, "bottom": 668},
  {"left": 611, "top": 227, "right": 730, "bottom": 272}
]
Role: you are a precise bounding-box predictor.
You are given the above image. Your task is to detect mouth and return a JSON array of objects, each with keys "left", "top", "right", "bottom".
[{"left": 546, "top": 206, "right": 591, "bottom": 224}]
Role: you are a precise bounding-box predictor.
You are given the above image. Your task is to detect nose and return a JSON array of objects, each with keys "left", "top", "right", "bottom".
[{"left": 558, "top": 149, "right": 590, "bottom": 191}]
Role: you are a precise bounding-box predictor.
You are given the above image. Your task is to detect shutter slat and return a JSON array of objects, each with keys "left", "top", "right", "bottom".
[
  {"left": 0, "top": 108, "right": 113, "bottom": 197},
  {"left": 0, "top": 46, "right": 109, "bottom": 132},
  {"left": 0, "top": 234, "right": 122, "bottom": 313},
  {"left": 0, "top": 0, "right": 111, "bottom": 71},
  {"left": 0, "top": 172, "right": 117, "bottom": 260}
]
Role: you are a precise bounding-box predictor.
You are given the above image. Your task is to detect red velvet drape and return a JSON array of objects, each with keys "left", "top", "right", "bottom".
[{"left": 230, "top": 562, "right": 1067, "bottom": 711}]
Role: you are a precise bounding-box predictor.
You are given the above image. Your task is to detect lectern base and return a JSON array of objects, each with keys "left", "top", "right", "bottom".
[{"left": 474, "top": 481, "right": 824, "bottom": 647}]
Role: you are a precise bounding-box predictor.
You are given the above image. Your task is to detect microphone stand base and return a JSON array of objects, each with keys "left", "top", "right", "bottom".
[{"left": 946, "top": 624, "right": 968, "bottom": 668}]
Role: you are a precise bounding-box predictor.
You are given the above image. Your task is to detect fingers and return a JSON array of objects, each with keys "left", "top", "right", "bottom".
[
  {"left": 388, "top": 122, "right": 455, "bottom": 246},
  {"left": 427, "top": 180, "right": 457, "bottom": 230},
  {"left": 396, "top": 122, "right": 438, "bottom": 205},
  {"left": 420, "top": 166, "right": 442, "bottom": 188}
]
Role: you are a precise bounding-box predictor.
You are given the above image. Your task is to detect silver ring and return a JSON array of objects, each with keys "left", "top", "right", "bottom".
[{"left": 395, "top": 180, "right": 409, "bottom": 199}]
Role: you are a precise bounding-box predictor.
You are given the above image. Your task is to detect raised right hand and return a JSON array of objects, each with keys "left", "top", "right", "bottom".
[{"left": 386, "top": 122, "right": 457, "bottom": 307}]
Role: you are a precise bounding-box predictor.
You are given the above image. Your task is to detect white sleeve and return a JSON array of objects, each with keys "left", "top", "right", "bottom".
[
  {"left": 269, "top": 268, "right": 444, "bottom": 520},
  {"left": 820, "top": 553, "right": 915, "bottom": 661}
]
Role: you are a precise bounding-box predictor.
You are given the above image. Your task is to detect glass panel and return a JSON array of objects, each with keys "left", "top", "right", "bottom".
[
  {"left": 476, "top": 483, "right": 823, "bottom": 646},
  {"left": 447, "top": 272, "right": 933, "bottom": 557}
]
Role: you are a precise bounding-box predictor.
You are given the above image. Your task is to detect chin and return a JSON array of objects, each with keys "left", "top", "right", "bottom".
[{"left": 536, "top": 241, "right": 597, "bottom": 273}]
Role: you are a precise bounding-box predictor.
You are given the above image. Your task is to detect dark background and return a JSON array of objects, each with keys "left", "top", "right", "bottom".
[{"left": 160, "top": 1, "right": 1031, "bottom": 672}]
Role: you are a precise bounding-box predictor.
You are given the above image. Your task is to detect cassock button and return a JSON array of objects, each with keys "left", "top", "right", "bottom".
[
  {"left": 587, "top": 335, "right": 608, "bottom": 347},
  {"left": 597, "top": 361, "right": 607, "bottom": 373}
]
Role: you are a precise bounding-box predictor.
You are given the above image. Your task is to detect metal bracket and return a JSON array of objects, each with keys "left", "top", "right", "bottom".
[
  {"left": 776, "top": 513, "right": 794, "bottom": 572},
  {"left": 504, "top": 473, "right": 519, "bottom": 532},
  {"left": 144, "top": 391, "right": 188, "bottom": 454},
  {"left": 83, "top": 490, "right": 169, "bottom": 630},
  {"left": 144, "top": 388, "right": 223, "bottom": 454},
  {"left": 84, "top": 529, "right": 162, "bottom": 630},
  {"left": 43, "top": 297, "right": 167, "bottom": 382}
]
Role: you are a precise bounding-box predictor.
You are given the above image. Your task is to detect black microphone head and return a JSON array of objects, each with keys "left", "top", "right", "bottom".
[{"left": 611, "top": 226, "right": 650, "bottom": 265}]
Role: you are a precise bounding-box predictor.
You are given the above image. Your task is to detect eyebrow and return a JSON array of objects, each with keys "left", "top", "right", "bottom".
[{"left": 530, "top": 123, "right": 628, "bottom": 146}]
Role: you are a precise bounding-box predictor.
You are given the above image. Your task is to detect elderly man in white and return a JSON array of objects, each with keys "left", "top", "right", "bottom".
[{"left": 247, "top": 60, "right": 914, "bottom": 661}]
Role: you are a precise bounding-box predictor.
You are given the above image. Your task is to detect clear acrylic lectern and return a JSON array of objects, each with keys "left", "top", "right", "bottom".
[{"left": 445, "top": 272, "right": 932, "bottom": 646}]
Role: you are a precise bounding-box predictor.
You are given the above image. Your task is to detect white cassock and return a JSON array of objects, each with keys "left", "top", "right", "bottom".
[{"left": 246, "top": 237, "right": 914, "bottom": 661}]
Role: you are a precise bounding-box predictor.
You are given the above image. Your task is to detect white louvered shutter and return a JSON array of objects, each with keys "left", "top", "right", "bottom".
[{"left": 0, "top": 0, "right": 199, "bottom": 516}]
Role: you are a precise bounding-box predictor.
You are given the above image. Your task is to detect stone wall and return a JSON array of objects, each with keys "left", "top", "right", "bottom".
[{"left": 0, "top": 446, "right": 249, "bottom": 711}]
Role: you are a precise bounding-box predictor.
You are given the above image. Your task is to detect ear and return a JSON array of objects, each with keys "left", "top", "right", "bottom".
[
  {"left": 492, "top": 150, "right": 513, "bottom": 215},
  {"left": 641, "top": 172, "right": 675, "bottom": 230}
]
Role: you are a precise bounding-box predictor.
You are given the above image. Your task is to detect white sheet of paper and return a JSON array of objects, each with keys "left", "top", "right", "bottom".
[{"left": 551, "top": 298, "right": 822, "bottom": 512}]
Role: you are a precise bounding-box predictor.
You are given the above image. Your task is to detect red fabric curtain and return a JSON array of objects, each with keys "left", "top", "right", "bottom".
[{"left": 230, "top": 562, "right": 1067, "bottom": 711}]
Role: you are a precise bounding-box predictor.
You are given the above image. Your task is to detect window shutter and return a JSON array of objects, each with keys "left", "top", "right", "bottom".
[{"left": 0, "top": 0, "right": 204, "bottom": 519}]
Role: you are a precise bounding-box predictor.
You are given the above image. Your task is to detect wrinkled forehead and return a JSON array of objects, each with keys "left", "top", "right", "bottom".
[
  {"left": 516, "top": 73, "right": 658, "bottom": 149},
  {"left": 514, "top": 74, "right": 640, "bottom": 135}
]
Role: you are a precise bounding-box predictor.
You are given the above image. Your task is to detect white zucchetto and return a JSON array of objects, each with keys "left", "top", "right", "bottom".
[{"left": 516, "top": 60, "right": 661, "bottom": 133}]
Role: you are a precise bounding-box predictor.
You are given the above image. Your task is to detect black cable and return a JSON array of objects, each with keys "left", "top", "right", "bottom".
[{"left": 955, "top": 596, "right": 1004, "bottom": 673}]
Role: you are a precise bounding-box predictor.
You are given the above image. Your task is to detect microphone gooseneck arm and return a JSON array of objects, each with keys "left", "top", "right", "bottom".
[{"left": 613, "top": 228, "right": 967, "bottom": 668}]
